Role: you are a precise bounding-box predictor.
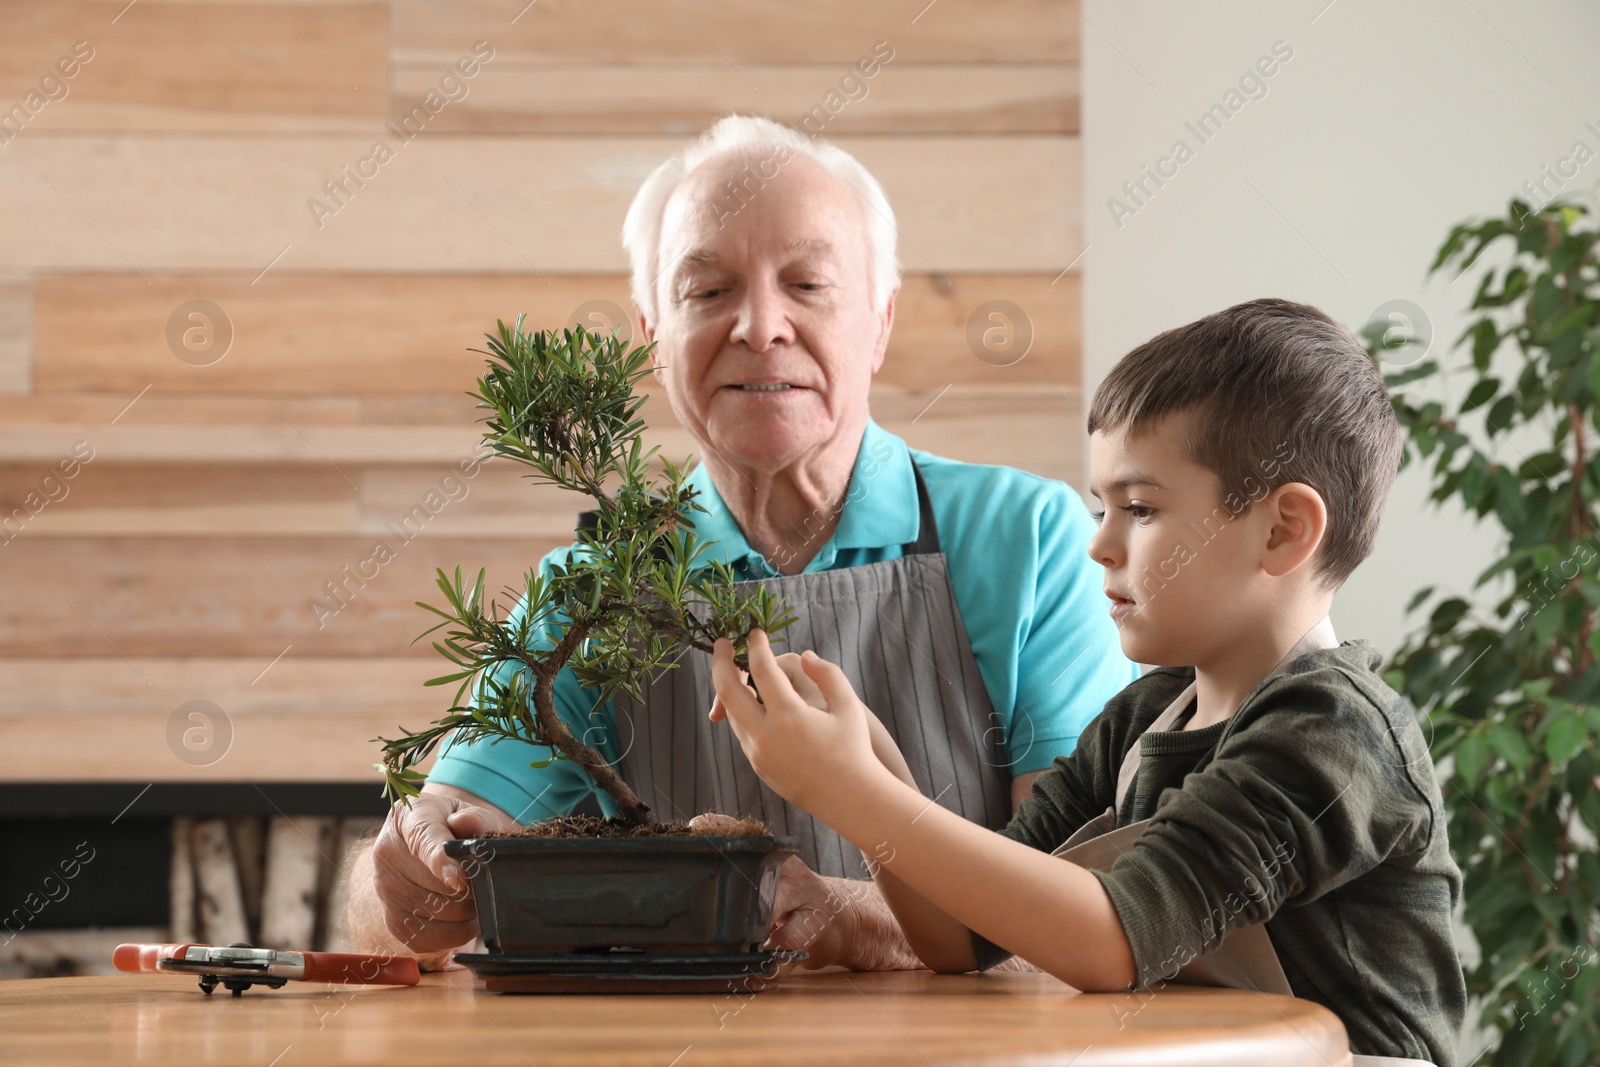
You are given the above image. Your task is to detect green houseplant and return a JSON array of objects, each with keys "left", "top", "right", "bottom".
[
  {"left": 1366, "top": 200, "right": 1599, "bottom": 1066},
  {"left": 374, "top": 319, "right": 801, "bottom": 976}
]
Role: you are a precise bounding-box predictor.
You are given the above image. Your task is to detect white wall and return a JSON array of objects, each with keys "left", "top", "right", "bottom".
[{"left": 1081, "top": 0, "right": 1600, "bottom": 656}]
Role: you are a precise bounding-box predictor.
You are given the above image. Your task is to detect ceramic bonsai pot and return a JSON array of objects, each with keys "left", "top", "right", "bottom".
[{"left": 444, "top": 834, "right": 797, "bottom": 955}]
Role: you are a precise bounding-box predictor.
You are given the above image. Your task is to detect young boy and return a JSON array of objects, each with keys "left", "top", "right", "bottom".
[{"left": 708, "top": 299, "right": 1466, "bottom": 1066}]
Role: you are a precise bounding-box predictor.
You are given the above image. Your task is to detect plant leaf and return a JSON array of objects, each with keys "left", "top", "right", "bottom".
[{"left": 1545, "top": 714, "right": 1588, "bottom": 764}]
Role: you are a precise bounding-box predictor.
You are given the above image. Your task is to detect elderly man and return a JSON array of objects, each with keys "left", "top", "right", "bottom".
[{"left": 345, "top": 114, "right": 1133, "bottom": 970}]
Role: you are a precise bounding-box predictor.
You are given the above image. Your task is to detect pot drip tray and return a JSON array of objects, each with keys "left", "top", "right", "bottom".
[{"left": 454, "top": 948, "right": 809, "bottom": 994}]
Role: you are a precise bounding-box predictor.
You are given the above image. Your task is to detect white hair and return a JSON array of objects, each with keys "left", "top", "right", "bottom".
[{"left": 621, "top": 113, "right": 902, "bottom": 326}]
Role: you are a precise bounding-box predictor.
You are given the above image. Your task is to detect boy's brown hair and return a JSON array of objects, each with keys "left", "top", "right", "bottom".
[{"left": 1086, "top": 298, "right": 1403, "bottom": 588}]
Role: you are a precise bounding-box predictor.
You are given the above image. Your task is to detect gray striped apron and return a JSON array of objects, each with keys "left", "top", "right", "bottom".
[{"left": 609, "top": 461, "right": 1013, "bottom": 879}]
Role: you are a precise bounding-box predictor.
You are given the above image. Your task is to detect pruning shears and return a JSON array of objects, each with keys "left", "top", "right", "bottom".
[{"left": 113, "top": 942, "right": 421, "bottom": 997}]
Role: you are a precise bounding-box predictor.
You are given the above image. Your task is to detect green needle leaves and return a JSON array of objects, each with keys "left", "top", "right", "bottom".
[{"left": 376, "top": 319, "right": 795, "bottom": 822}]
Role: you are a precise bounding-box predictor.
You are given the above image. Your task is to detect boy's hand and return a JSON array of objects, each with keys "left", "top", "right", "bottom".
[
  {"left": 709, "top": 642, "right": 917, "bottom": 788},
  {"left": 708, "top": 647, "right": 826, "bottom": 718},
  {"left": 710, "top": 630, "right": 885, "bottom": 813}
]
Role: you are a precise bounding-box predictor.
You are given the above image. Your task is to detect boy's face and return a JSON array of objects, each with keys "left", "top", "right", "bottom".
[{"left": 1087, "top": 415, "right": 1274, "bottom": 668}]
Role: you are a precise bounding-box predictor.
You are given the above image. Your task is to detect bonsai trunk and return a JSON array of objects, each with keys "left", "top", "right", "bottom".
[{"left": 530, "top": 672, "right": 651, "bottom": 825}]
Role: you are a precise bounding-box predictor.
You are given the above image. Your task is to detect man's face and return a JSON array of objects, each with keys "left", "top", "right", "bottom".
[
  {"left": 1086, "top": 415, "right": 1273, "bottom": 667},
  {"left": 641, "top": 149, "right": 894, "bottom": 471}
]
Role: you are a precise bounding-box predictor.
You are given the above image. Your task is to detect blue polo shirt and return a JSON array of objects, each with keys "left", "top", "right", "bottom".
[{"left": 427, "top": 419, "right": 1136, "bottom": 821}]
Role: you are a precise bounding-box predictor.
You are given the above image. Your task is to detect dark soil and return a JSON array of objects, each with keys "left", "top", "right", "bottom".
[{"left": 495, "top": 814, "right": 772, "bottom": 839}]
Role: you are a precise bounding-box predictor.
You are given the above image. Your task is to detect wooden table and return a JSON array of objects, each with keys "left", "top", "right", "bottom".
[{"left": 0, "top": 966, "right": 1352, "bottom": 1066}]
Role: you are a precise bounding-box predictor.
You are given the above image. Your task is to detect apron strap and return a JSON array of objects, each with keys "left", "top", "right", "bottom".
[
  {"left": 1113, "top": 616, "right": 1340, "bottom": 814},
  {"left": 1113, "top": 682, "right": 1196, "bottom": 815},
  {"left": 902, "top": 459, "right": 941, "bottom": 556}
]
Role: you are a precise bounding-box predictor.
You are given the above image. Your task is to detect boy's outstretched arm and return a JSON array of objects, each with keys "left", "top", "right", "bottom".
[
  {"left": 857, "top": 709, "right": 982, "bottom": 972},
  {"left": 711, "top": 632, "right": 1136, "bottom": 992},
  {"left": 711, "top": 647, "right": 1013, "bottom": 972}
]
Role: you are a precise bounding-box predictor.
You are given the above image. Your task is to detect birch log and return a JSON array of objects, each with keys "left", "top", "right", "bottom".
[
  {"left": 259, "top": 816, "right": 331, "bottom": 950},
  {"left": 190, "top": 818, "right": 249, "bottom": 945},
  {"left": 168, "top": 817, "right": 196, "bottom": 943},
  {"left": 228, "top": 816, "right": 266, "bottom": 942}
]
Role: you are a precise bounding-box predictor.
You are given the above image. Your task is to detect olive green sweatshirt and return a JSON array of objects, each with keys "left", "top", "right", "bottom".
[{"left": 973, "top": 641, "right": 1465, "bottom": 1066}]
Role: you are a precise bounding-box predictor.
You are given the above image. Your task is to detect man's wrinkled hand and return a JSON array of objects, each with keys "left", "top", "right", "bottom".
[
  {"left": 684, "top": 813, "right": 854, "bottom": 967},
  {"left": 762, "top": 856, "right": 864, "bottom": 969},
  {"left": 370, "top": 790, "right": 520, "bottom": 954}
]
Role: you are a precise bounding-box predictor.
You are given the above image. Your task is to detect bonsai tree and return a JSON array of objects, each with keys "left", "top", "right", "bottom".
[
  {"left": 1364, "top": 201, "right": 1598, "bottom": 1067},
  {"left": 377, "top": 317, "right": 795, "bottom": 826}
]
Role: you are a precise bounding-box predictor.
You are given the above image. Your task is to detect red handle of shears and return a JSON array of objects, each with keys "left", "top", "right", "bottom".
[
  {"left": 113, "top": 943, "right": 420, "bottom": 986},
  {"left": 297, "top": 950, "right": 420, "bottom": 985}
]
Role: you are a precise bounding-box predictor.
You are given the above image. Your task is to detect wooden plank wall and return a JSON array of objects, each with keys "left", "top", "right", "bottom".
[{"left": 0, "top": 0, "right": 1082, "bottom": 783}]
